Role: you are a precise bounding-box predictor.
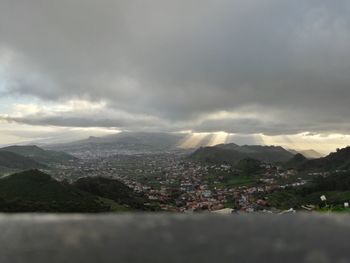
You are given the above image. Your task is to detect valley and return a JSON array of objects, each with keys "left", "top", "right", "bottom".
[{"left": 0, "top": 132, "right": 349, "bottom": 214}]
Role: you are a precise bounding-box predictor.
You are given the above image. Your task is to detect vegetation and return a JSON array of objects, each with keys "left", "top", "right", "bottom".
[
  {"left": 0, "top": 145, "right": 77, "bottom": 164},
  {"left": 204, "top": 171, "right": 258, "bottom": 189},
  {"left": 0, "top": 170, "right": 152, "bottom": 213},
  {"left": 235, "top": 158, "right": 263, "bottom": 175},
  {"left": 220, "top": 176, "right": 258, "bottom": 188},
  {"left": 268, "top": 172, "right": 350, "bottom": 210},
  {"left": 0, "top": 151, "right": 45, "bottom": 170},
  {"left": 190, "top": 147, "right": 246, "bottom": 165},
  {"left": 74, "top": 176, "right": 159, "bottom": 211},
  {"left": 0, "top": 170, "right": 108, "bottom": 212},
  {"left": 190, "top": 144, "right": 293, "bottom": 165},
  {"left": 283, "top": 153, "right": 308, "bottom": 169},
  {"left": 301, "top": 146, "right": 350, "bottom": 172},
  {"left": 0, "top": 166, "right": 18, "bottom": 176}
]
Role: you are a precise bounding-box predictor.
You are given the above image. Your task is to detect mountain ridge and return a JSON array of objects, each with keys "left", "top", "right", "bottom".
[
  {"left": 46, "top": 132, "right": 187, "bottom": 153},
  {"left": 0, "top": 151, "right": 45, "bottom": 171},
  {"left": 0, "top": 170, "right": 153, "bottom": 212},
  {"left": 301, "top": 146, "right": 350, "bottom": 172},
  {"left": 189, "top": 144, "right": 294, "bottom": 165},
  {"left": 0, "top": 145, "right": 77, "bottom": 164},
  {"left": 288, "top": 149, "right": 324, "bottom": 159}
]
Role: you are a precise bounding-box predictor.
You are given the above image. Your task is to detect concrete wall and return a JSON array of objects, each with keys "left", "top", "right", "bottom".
[{"left": 0, "top": 213, "right": 349, "bottom": 263}]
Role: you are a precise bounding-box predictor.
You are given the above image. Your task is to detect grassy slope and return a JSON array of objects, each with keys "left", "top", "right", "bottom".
[
  {"left": 268, "top": 172, "right": 350, "bottom": 210},
  {"left": 74, "top": 177, "right": 158, "bottom": 211},
  {"left": 0, "top": 145, "right": 77, "bottom": 164},
  {"left": 301, "top": 147, "right": 350, "bottom": 171},
  {"left": 0, "top": 151, "right": 45, "bottom": 170},
  {"left": 0, "top": 170, "right": 109, "bottom": 212},
  {"left": 190, "top": 145, "right": 293, "bottom": 165}
]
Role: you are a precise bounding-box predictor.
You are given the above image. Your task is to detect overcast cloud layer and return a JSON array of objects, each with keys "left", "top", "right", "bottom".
[{"left": 1, "top": 0, "right": 350, "bottom": 136}]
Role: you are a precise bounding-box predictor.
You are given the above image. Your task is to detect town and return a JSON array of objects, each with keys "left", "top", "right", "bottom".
[{"left": 50, "top": 151, "right": 310, "bottom": 213}]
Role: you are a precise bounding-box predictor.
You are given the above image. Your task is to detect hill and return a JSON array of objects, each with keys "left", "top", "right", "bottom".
[
  {"left": 301, "top": 146, "right": 350, "bottom": 172},
  {"left": 73, "top": 177, "right": 157, "bottom": 211},
  {"left": 189, "top": 144, "right": 294, "bottom": 165},
  {"left": 0, "top": 170, "right": 108, "bottom": 212},
  {"left": 47, "top": 132, "right": 187, "bottom": 153},
  {"left": 268, "top": 171, "right": 350, "bottom": 210},
  {"left": 0, "top": 151, "right": 45, "bottom": 171},
  {"left": 288, "top": 149, "right": 323, "bottom": 159},
  {"left": 0, "top": 145, "right": 77, "bottom": 164},
  {"left": 0, "top": 170, "right": 155, "bottom": 212},
  {"left": 283, "top": 154, "right": 308, "bottom": 169}
]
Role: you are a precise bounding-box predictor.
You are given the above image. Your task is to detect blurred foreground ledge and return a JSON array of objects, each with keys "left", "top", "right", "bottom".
[{"left": 0, "top": 213, "right": 349, "bottom": 263}]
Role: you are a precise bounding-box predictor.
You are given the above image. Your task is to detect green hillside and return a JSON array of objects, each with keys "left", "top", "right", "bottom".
[
  {"left": 0, "top": 170, "right": 155, "bottom": 212},
  {"left": 189, "top": 144, "right": 293, "bottom": 165},
  {"left": 0, "top": 151, "right": 45, "bottom": 170},
  {"left": 235, "top": 158, "right": 263, "bottom": 175},
  {"left": 0, "top": 170, "right": 110, "bottom": 212},
  {"left": 0, "top": 145, "right": 77, "bottom": 164},
  {"left": 301, "top": 147, "right": 350, "bottom": 172},
  {"left": 283, "top": 154, "right": 308, "bottom": 169},
  {"left": 268, "top": 172, "right": 350, "bottom": 210},
  {"left": 190, "top": 147, "right": 246, "bottom": 165},
  {"left": 74, "top": 177, "right": 158, "bottom": 211}
]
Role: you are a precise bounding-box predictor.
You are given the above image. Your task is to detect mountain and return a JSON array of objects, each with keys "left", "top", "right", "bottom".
[
  {"left": 0, "top": 170, "right": 152, "bottom": 212},
  {"left": 300, "top": 149, "right": 324, "bottom": 159},
  {"left": 301, "top": 146, "right": 350, "bottom": 172},
  {"left": 0, "top": 145, "right": 77, "bottom": 164},
  {"left": 215, "top": 143, "right": 240, "bottom": 150},
  {"left": 47, "top": 132, "right": 187, "bottom": 153},
  {"left": 288, "top": 149, "right": 323, "bottom": 159},
  {"left": 284, "top": 154, "right": 308, "bottom": 169},
  {"left": 0, "top": 151, "right": 45, "bottom": 171},
  {"left": 73, "top": 177, "right": 157, "bottom": 211},
  {"left": 0, "top": 170, "right": 108, "bottom": 212},
  {"left": 190, "top": 147, "right": 246, "bottom": 165},
  {"left": 189, "top": 144, "right": 294, "bottom": 165}
]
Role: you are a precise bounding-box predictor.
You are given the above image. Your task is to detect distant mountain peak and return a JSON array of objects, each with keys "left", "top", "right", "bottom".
[
  {"left": 293, "top": 153, "right": 308, "bottom": 161},
  {"left": 301, "top": 146, "right": 350, "bottom": 171},
  {"left": 47, "top": 131, "right": 188, "bottom": 153},
  {"left": 288, "top": 149, "right": 323, "bottom": 159}
]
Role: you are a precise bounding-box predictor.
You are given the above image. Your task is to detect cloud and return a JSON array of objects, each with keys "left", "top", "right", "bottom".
[
  {"left": 0, "top": 100, "right": 168, "bottom": 131},
  {"left": 0, "top": 0, "right": 350, "bottom": 135}
]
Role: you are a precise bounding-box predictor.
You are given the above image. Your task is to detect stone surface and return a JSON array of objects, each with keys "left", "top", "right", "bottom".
[{"left": 0, "top": 213, "right": 349, "bottom": 263}]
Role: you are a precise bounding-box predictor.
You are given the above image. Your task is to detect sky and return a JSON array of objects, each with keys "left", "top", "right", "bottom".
[{"left": 1, "top": 0, "right": 350, "bottom": 153}]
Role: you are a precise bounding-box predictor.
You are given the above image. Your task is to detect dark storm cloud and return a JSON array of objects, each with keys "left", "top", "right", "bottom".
[{"left": 1, "top": 0, "right": 350, "bottom": 134}]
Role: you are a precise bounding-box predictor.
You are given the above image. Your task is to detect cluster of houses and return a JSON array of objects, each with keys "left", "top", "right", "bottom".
[
  {"left": 51, "top": 151, "right": 310, "bottom": 213},
  {"left": 120, "top": 160, "right": 307, "bottom": 213}
]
